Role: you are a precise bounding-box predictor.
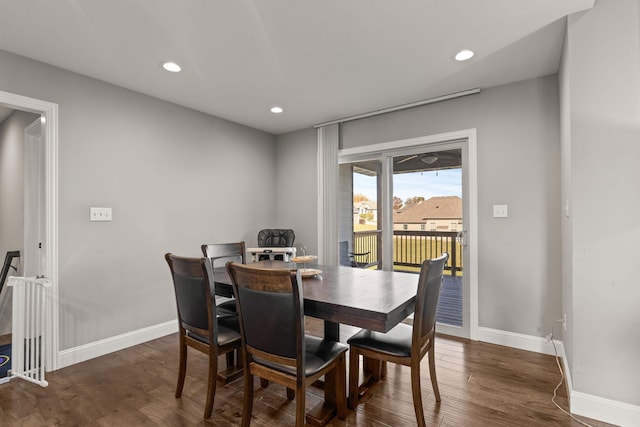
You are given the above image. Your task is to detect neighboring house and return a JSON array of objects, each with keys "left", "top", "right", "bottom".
[
  {"left": 393, "top": 196, "right": 461, "bottom": 232},
  {"left": 353, "top": 200, "right": 377, "bottom": 224}
]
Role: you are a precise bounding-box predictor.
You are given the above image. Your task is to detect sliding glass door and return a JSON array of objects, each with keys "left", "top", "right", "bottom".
[{"left": 338, "top": 138, "right": 473, "bottom": 338}]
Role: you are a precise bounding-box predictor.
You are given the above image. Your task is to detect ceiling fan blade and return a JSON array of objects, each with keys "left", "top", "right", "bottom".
[{"left": 396, "top": 155, "right": 417, "bottom": 164}]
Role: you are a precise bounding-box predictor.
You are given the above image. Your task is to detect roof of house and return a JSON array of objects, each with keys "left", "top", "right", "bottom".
[{"left": 393, "top": 196, "right": 461, "bottom": 223}]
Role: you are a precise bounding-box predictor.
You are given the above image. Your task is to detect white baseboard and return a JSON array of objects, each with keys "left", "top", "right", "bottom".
[
  {"left": 479, "top": 326, "right": 640, "bottom": 427},
  {"left": 477, "top": 326, "right": 561, "bottom": 356},
  {"left": 57, "top": 320, "right": 178, "bottom": 369},
  {"left": 571, "top": 390, "right": 640, "bottom": 427}
]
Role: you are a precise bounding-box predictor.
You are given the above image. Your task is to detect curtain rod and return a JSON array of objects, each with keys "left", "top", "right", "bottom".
[{"left": 314, "top": 88, "right": 480, "bottom": 128}]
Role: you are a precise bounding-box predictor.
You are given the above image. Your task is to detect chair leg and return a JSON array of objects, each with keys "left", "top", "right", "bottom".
[
  {"left": 348, "top": 347, "right": 360, "bottom": 409},
  {"left": 428, "top": 343, "right": 441, "bottom": 402},
  {"left": 286, "top": 387, "right": 295, "bottom": 400},
  {"left": 335, "top": 353, "right": 348, "bottom": 420},
  {"left": 204, "top": 350, "right": 219, "bottom": 419},
  {"left": 370, "top": 358, "right": 383, "bottom": 381},
  {"left": 175, "top": 339, "right": 187, "bottom": 398},
  {"left": 410, "top": 360, "right": 426, "bottom": 427},
  {"left": 295, "top": 384, "right": 305, "bottom": 427},
  {"left": 242, "top": 373, "right": 254, "bottom": 427}
]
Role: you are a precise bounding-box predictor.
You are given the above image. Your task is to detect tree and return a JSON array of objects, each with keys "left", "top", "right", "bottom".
[
  {"left": 353, "top": 193, "right": 369, "bottom": 202},
  {"left": 393, "top": 196, "right": 403, "bottom": 210},
  {"left": 404, "top": 196, "right": 425, "bottom": 209}
]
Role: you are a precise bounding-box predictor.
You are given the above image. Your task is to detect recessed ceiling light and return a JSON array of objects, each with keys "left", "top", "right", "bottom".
[
  {"left": 270, "top": 106, "right": 283, "bottom": 114},
  {"left": 162, "top": 61, "right": 182, "bottom": 72},
  {"left": 454, "top": 49, "right": 474, "bottom": 61}
]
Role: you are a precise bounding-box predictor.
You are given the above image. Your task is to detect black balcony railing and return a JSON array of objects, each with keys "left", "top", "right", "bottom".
[{"left": 353, "top": 230, "right": 462, "bottom": 276}]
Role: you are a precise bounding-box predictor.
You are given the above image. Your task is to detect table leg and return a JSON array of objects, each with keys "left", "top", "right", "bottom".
[
  {"left": 324, "top": 320, "right": 340, "bottom": 342},
  {"left": 322, "top": 322, "right": 341, "bottom": 407}
]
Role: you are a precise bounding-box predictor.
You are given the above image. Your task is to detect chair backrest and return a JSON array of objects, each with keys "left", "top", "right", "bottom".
[
  {"left": 165, "top": 253, "right": 217, "bottom": 340},
  {"left": 413, "top": 253, "right": 449, "bottom": 349},
  {"left": 201, "top": 242, "right": 246, "bottom": 267},
  {"left": 338, "top": 241, "right": 351, "bottom": 266},
  {"left": 257, "top": 229, "right": 295, "bottom": 247},
  {"left": 226, "top": 262, "right": 304, "bottom": 364}
]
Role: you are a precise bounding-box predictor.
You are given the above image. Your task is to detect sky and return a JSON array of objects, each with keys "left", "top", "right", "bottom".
[{"left": 353, "top": 168, "right": 461, "bottom": 203}]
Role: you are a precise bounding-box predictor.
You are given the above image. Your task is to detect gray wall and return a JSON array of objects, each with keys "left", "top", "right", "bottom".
[
  {"left": 277, "top": 76, "right": 562, "bottom": 339},
  {"left": 275, "top": 127, "right": 318, "bottom": 252},
  {"left": 272, "top": 1, "right": 640, "bottom": 410},
  {"left": 338, "top": 76, "right": 562, "bottom": 338},
  {"left": 0, "top": 110, "right": 39, "bottom": 335},
  {"left": 0, "top": 49, "right": 277, "bottom": 350},
  {"left": 559, "top": 19, "right": 575, "bottom": 387},
  {"left": 563, "top": 0, "right": 640, "bottom": 405}
]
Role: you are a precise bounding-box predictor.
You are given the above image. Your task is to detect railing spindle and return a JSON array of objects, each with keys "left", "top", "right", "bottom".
[{"left": 353, "top": 230, "right": 462, "bottom": 274}]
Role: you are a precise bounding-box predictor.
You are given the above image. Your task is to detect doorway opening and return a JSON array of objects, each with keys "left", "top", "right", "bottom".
[
  {"left": 392, "top": 149, "right": 463, "bottom": 327},
  {"left": 0, "top": 90, "right": 59, "bottom": 373}
]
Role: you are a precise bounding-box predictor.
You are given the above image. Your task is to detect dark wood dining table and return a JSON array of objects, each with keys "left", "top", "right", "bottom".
[
  {"left": 213, "top": 260, "right": 420, "bottom": 426},
  {"left": 214, "top": 260, "right": 418, "bottom": 339}
]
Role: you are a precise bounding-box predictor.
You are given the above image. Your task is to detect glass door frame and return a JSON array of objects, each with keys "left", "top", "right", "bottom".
[{"left": 337, "top": 129, "right": 478, "bottom": 340}]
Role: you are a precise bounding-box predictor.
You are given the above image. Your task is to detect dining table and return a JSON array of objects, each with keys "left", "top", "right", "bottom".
[{"left": 213, "top": 259, "right": 420, "bottom": 426}]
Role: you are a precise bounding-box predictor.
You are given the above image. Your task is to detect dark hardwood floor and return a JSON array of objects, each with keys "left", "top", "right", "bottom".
[{"left": 0, "top": 319, "right": 613, "bottom": 426}]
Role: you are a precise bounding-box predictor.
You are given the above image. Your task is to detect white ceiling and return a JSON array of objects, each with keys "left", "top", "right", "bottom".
[{"left": 0, "top": 0, "right": 593, "bottom": 135}]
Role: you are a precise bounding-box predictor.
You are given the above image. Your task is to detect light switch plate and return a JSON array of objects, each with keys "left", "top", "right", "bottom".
[
  {"left": 90, "top": 207, "right": 112, "bottom": 221},
  {"left": 493, "top": 204, "right": 508, "bottom": 218}
]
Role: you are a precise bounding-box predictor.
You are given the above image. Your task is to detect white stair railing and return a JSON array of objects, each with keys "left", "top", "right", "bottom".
[{"left": 8, "top": 276, "right": 50, "bottom": 387}]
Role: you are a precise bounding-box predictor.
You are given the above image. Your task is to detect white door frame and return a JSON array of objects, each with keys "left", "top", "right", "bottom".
[
  {"left": 24, "top": 118, "right": 45, "bottom": 278},
  {"left": 0, "top": 90, "right": 59, "bottom": 370},
  {"left": 337, "top": 129, "right": 478, "bottom": 340}
]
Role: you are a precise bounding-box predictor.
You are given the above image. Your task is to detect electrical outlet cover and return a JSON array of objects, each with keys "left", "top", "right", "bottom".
[{"left": 493, "top": 204, "right": 508, "bottom": 218}]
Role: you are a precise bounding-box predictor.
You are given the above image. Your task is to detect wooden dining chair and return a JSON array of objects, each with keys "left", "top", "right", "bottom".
[
  {"left": 201, "top": 242, "right": 246, "bottom": 381},
  {"left": 226, "top": 262, "right": 348, "bottom": 427},
  {"left": 201, "top": 241, "right": 246, "bottom": 315},
  {"left": 347, "top": 252, "right": 449, "bottom": 427},
  {"left": 164, "top": 253, "right": 242, "bottom": 419}
]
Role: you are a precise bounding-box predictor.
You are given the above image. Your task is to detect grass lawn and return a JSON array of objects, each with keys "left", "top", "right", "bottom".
[{"left": 354, "top": 223, "right": 377, "bottom": 232}]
